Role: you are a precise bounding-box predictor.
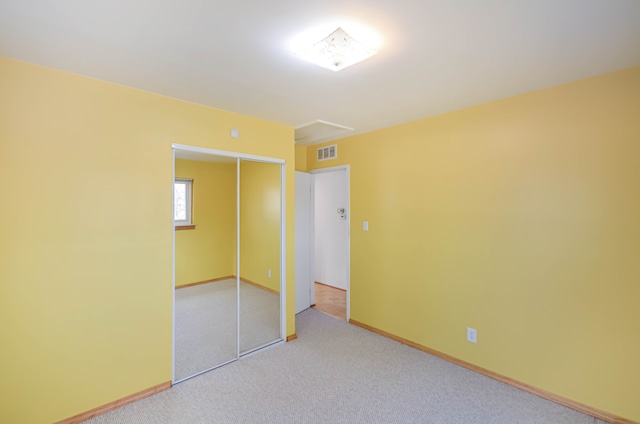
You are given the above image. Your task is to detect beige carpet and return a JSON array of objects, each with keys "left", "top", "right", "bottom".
[{"left": 88, "top": 308, "right": 610, "bottom": 424}]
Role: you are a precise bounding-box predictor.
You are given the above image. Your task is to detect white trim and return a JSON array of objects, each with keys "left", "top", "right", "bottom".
[
  {"left": 171, "top": 149, "right": 176, "bottom": 384},
  {"left": 173, "top": 357, "right": 238, "bottom": 385},
  {"left": 345, "top": 166, "right": 351, "bottom": 321},
  {"left": 309, "top": 175, "right": 316, "bottom": 307},
  {"left": 239, "top": 339, "right": 284, "bottom": 358},
  {"left": 236, "top": 158, "right": 241, "bottom": 359},
  {"left": 280, "top": 161, "right": 287, "bottom": 339},
  {"left": 310, "top": 165, "right": 351, "bottom": 321},
  {"left": 310, "top": 164, "right": 348, "bottom": 175},
  {"left": 294, "top": 119, "right": 353, "bottom": 131},
  {"left": 172, "top": 143, "right": 285, "bottom": 164}
]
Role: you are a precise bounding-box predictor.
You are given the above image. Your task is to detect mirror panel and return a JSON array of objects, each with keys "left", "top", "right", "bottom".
[
  {"left": 174, "top": 157, "right": 238, "bottom": 381},
  {"left": 239, "top": 159, "right": 282, "bottom": 354}
]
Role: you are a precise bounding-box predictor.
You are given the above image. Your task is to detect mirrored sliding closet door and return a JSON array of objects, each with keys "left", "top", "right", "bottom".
[
  {"left": 173, "top": 148, "right": 284, "bottom": 384},
  {"left": 238, "top": 159, "right": 282, "bottom": 355},
  {"left": 173, "top": 155, "right": 238, "bottom": 382}
]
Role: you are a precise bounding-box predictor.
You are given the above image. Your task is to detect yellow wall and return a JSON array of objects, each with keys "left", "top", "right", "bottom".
[
  {"left": 295, "top": 145, "right": 308, "bottom": 171},
  {"left": 239, "top": 161, "right": 282, "bottom": 293},
  {"left": 0, "top": 57, "right": 295, "bottom": 424},
  {"left": 307, "top": 66, "right": 640, "bottom": 422},
  {"left": 175, "top": 159, "right": 236, "bottom": 287}
]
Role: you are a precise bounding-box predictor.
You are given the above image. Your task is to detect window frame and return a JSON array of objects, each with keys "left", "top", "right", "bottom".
[{"left": 174, "top": 178, "right": 194, "bottom": 229}]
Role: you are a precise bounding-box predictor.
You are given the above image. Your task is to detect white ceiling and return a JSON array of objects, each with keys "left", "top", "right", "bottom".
[{"left": 2, "top": 0, "right": 640, "bottom": 145}]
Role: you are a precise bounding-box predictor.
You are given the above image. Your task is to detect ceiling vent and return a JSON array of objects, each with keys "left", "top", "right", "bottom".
[
  {"left": 295, "top": 120, "right": 353, "bottom": 146},
  {"left": 317, "top": 145, "right": 337, "bottom": 161}
]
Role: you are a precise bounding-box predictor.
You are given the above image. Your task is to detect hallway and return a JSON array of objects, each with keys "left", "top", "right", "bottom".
[{"left": 311, "top": 282, "right": 346, "bottom": 321}]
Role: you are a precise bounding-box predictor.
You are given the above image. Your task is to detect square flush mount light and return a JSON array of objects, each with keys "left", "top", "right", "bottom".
[{"left": 294, "top": 27, "right": 377, "bottom": 72}]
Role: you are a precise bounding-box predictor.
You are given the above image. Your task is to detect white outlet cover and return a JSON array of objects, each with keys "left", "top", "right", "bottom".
[{"left": 467, "top": 327, "right": 477, "bottom": 343}]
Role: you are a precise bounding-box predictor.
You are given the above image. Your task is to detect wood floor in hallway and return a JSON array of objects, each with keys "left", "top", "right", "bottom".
[{"left": 311, "top": 282, "right": 346, "bottom": 321}]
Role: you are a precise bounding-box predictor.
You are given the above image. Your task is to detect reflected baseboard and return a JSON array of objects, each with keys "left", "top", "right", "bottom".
[
  {"left": 239, "top": 277, "right": 279, "bottom": 295},
  {"left": 176, "top": 276, "right": 280, "bottom": 296},
  {"left": 176, "top": 276, "right": 234, "bottom": 289}
]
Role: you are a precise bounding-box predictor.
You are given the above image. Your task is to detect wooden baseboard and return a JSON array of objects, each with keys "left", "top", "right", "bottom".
[
  {"left": 240, "top": 277, "right": 280, "bottom": 295},
  {"left": 176, "top": 276, "right": 234, "bottom": 289},
  {"left": 348, "top": 319, "right": 636, "bottom": 424},
  {"left": 315, "top": 281, "right": 347, "bottom": 292},
  {"left": 55, "top": 381, "right": 171, "bottom": 424},
  {"left": 286, "top": 334, "right": 298, "bottom": 342}
]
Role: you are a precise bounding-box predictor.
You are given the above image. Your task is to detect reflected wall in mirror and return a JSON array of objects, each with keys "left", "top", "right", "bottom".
[
  {"left": 174, "top": 157, "right": 238, "bottom": 382},
  {"left": 239, "top": 160, "right": 282, "bottom": 354}
]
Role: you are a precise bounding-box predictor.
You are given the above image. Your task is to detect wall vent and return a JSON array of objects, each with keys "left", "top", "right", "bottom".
[{"left": 317, "top": 145, "right": 337, "bottom": 161}]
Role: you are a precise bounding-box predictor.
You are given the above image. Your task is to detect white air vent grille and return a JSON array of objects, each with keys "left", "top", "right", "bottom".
[{"left": 317, "top": 145, "right": 337, "bottom": 161}]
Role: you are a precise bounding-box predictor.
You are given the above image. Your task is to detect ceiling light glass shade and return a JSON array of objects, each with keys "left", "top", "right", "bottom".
[{"left": 294, "top": 27, "right": 377, "bottom": 72}]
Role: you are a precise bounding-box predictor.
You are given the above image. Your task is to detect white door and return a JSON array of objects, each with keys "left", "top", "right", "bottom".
[
  {"left": 295, "top": 171, "right": 313, "bottom": 314},
  {"left": 313, "top": 170, "right": 348, "bottom": 290}
]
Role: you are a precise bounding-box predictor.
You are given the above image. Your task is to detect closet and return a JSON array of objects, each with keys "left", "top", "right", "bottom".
[{"left": 172, "top": 145, "right": 285, "bottom": 383}]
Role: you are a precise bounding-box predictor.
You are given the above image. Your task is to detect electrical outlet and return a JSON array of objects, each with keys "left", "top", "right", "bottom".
[
  {"left": 467, "top": 327, "right": 477, "bottom": 344},
  {"left": 268, "top": 269, "right": 272, "bottom": 278}
]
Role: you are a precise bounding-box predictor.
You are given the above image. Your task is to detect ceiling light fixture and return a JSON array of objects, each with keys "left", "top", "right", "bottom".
[{"left": 292, "top": 26, "right": 379, "bottom": 72}]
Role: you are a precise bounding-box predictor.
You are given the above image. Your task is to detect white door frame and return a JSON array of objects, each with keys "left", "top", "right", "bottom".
[
  {"left": 310, "top": 165, "right": 350, "bottom": 321},
  {"left": 171, "top": 143, "right": 287, "bottom": 383},
  {"left": 295, "top": 171, "right": 313, "bottom": 314}
]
